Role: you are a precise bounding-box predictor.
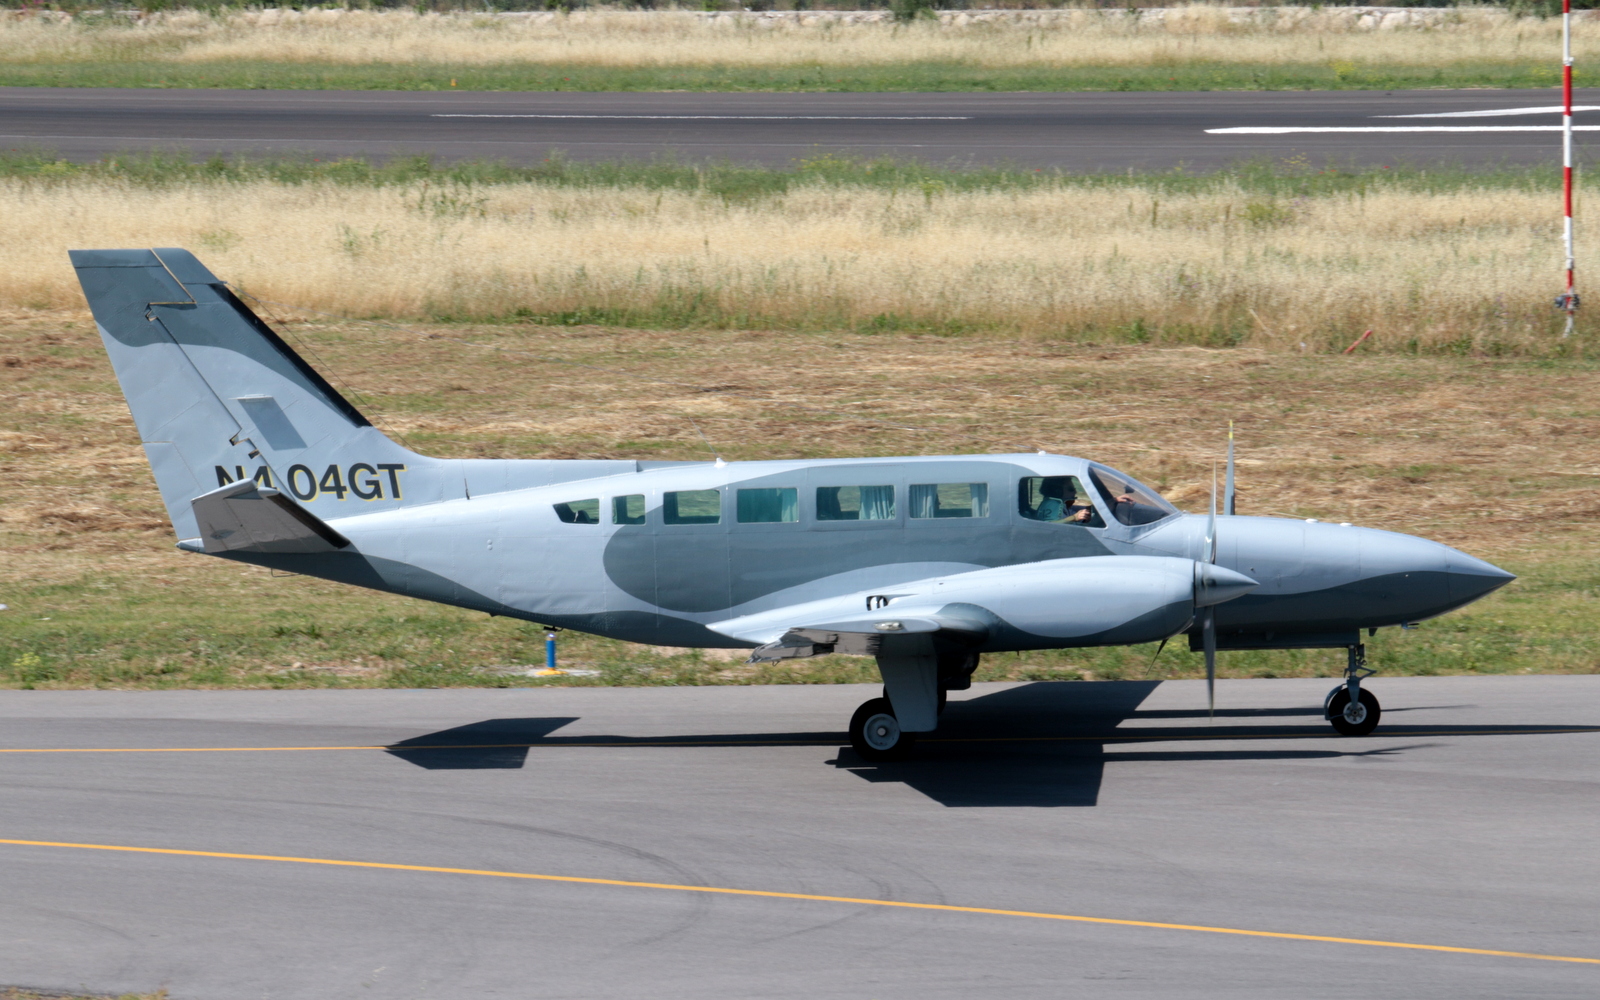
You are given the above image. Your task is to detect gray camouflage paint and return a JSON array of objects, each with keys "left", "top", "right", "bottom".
[{"left": 72, "top": 248, "right": 1514, "bottom": 656}]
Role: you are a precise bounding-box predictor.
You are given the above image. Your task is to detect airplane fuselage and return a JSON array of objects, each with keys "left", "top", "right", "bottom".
[{"left": 212, "top": 453, "right": 1512, "bottom": 652}]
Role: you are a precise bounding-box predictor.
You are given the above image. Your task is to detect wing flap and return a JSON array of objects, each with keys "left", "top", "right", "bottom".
[
  {"left": 181, "top": 480, "right": 350, "bottom": 555},
  {"left": 747, "top": 614, "right": 984, "bottom": 663}
]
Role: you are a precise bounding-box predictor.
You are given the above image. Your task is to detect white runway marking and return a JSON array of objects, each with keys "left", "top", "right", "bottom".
[
  {"left": 1377, "top": 105, "right": 1600, "bottom": 119},
  {"left": 1208, "top": 125, "right": 1600, "bottom": 134},
  {"left": 430, "top": 114, "right": 971, "bottom": 120}
]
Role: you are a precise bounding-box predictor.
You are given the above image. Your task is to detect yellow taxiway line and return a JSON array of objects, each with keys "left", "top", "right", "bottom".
[
  {"left": 1, "top": 837, "right": 1595, "bottom": 966},
  {"left": 0, "top": 727, "right": 1596, "bottom": 754}
]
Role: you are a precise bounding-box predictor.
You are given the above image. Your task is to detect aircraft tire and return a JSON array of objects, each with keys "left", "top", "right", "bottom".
[
  {"left": 850, "top": 697, "right": 917, "bottom": 762},
  {"left": 1327, "top": 688, "right": 1381, "bottom": 736}
]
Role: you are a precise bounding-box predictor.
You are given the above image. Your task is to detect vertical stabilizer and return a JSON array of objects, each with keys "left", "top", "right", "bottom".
[{"left": 72, "top": 248, "right": 440, "bottom": 538}]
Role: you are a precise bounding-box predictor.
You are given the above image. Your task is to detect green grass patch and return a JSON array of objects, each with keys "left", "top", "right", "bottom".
[
  {"left": 1, "top": 989, "right": 166, "bottom": 1000},
  {"left": 0, "top": 148, "right": 1576, "bottom": 197},
  {"left": 0, "top": 58, "right": 1568, "bottom": 93}
]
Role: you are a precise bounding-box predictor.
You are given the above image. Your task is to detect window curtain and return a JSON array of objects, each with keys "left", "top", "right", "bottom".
[
  {"left": 909, "top": 484, "right": 938, "bottom": 519},
  {"left": 737, "top": 487, "right": 797, "bottom": 523},
  {"left": 859, "top": 485, "right": 895, "bottom": 520},
  {"left": 816, "top": 487, "right": 846, "bottom": 520},
  {"left": 969, "top": 483, "right": 989, "bottom": 518}
]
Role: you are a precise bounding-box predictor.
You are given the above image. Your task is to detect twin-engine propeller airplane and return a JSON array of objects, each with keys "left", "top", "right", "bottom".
[{"left": 73, "top": 249, "right": 1516, "bottom": 760}]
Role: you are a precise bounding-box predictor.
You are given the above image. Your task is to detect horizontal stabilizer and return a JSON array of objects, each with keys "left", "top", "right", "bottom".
[{"left": 180, "top": 480, "right": 350, "bottom": 555}]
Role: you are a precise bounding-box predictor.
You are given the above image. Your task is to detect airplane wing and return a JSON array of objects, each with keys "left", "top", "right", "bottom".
[
  {"left": 742, "top": 613, "right": 989, "bottom": 663},
  {"left": 710, "top": 555, "right": 1256, "bottom": 662},
  {"left": 178, "top": 480, "right": 350, "bottom": 555}
]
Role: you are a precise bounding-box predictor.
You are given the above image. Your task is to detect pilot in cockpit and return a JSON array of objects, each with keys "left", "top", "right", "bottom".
[{"left": 1034, "top": 477, "right": 1094, "bottom": 524}]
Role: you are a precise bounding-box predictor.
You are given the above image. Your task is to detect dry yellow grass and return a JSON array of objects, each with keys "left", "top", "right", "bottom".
[
  {"left": 0, "top": 174, "right": 1570, "bottom": 350},
  {"left": 0, "top": 6, "right": 1581, "bottom": 71}
]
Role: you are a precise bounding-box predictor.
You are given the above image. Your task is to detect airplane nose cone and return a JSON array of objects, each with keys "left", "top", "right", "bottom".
[
  {"left": 1195, "top": 562, "right": 1259, "bottom": 607},
  {"left": 1446, "top": 549, "right": 1516, "bottom": 603}
]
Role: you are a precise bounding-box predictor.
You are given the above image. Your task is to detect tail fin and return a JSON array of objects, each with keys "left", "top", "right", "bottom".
[
  {"left": 73, "top": 248, "right": 441, "bottom": 540},
  {"left": 76, "top": 248, "right": 637, "bottom": 542}
]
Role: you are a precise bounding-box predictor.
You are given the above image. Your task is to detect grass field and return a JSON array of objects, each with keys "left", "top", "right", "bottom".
[
  {"left": 0, "top": 154, "right": 1587, "bottom": 353},
  {"left": 0, "top": 6, "right": 1583, "bottom": 92},
  {"left": 3, "top": 304, "right": 1599, "bottom": 690},
  {"left": 0, "top": 989, "right": 165, "bottom": 1000}
]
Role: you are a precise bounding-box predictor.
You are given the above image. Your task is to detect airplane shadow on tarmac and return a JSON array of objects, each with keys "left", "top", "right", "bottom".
[
  {"left": 834, "top": 681, "right": 1387, "bottom": 807},
  {"left": 382, "top": 682, "right": 1579, "bottom": 806},
  {"left": 386, "top": 717, "right": 581, "bottom": 769},
  {"left": 377, "top": 678, "right": 1452, "bottom": 803}
]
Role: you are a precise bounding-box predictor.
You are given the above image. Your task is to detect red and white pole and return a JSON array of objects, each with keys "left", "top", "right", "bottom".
[{"left": 1561, "top": 0, "right": 1579, "bottom": 336}]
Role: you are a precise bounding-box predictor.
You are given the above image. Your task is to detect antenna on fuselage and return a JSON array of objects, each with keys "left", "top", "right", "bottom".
[{"left": 684, "top": 414, "right": 724, "bottom": 464}]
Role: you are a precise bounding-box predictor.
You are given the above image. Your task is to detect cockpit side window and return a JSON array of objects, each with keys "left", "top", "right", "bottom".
[
  {"left": 1088, "top": 468, "right": 1177, "bottom": 526},
  {"left": 1018, "top": 476, "right": 1103, "bottom": 528},
  {"left": 554, "top": 498, "right": 600, "bottom": 524},
  {"left": 612, "top": 494, "right": 646, "bottom": 525}
]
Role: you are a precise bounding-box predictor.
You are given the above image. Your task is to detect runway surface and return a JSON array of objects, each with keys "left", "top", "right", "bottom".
[
  {"left": 4, "top": 87, "right": 1599, "bottom": 169},
  {"left": 2, "top": 676, "right": 1598, "bottom": 999}
]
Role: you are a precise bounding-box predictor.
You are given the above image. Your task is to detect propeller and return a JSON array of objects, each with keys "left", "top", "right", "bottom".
[
  {"left": 1204, "top": 464, "right": 1218, "bottom": 720},
  {"left": 1224, "top": 420, "right": 1236, "bottom": 517},
  {"left": 1200, "top": 429, "right": 1239, "bottom": 720}
]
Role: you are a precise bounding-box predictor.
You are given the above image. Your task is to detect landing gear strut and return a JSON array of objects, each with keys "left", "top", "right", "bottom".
[
  {"left": 848, "top": 650, "right": 978, "bottom": 761},
  {"left": 1325, "top": 643, "right": 1381, "bottom": 736}
]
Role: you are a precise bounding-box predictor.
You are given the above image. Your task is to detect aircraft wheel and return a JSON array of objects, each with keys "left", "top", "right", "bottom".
[
  {"left": 1327, "top": 688, "right": 1381, "bottom": 736},
  {"left": 850, "top": 697, "right": 917, "bottom": 762}
]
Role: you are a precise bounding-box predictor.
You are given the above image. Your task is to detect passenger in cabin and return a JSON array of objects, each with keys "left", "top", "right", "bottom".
[{"left": 1032, "top": 477, "right": 1093, "bottom": 524}]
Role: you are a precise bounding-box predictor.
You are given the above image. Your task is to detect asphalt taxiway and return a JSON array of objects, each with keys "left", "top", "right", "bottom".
[
  {"left": 1, "top": 676, "right": 1597, "bottom": 999},
  {"left": 3, "top": 87, "right": 1598, "bottom": 169}
]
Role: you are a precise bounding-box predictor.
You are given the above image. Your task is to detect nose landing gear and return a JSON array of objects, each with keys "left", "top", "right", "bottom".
[{"left": 1325, "top": 643, "right": 1381, "bottom": 736}]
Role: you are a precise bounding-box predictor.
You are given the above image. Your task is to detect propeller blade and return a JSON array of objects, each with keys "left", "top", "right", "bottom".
[
  {"left": 1146, "top": 635, "right": 1168, "bottom": 678},
  {"left": 1224, "top": 421, "right": 1236, "bottom": 516},
  {"left": 1203, "top": 606, "right": 1217, "bottom": 721},
  {"left": 1207, "top": 463, "right": 1218, "bottom": 564}
]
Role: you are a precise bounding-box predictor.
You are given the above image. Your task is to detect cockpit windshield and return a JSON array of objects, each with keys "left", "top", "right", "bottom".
[{"left": 1088, "top": 466, "right": 1177, "bottom": 527}]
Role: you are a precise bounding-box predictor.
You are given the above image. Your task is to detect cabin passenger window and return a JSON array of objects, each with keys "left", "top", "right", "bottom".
[
  {"left": 1018, "top": 476, "right": 1103, "bottom": 527},
  {"left": 612, "top": 494, "right": 646, "bottom": 525},
  {"left": 553, "top": 498, "right": 600, "bottom": 524},
  {"left": 737, "top": 488, "right": 798, "bottom": 523},
  {"left": 909, "top": 482, "right": 989, "bottom": 519},
  {"left": 664, "top": 489, "right": 721, "bottom": 525},
  {"left": 816, "top": 485, "right": 895, "bottom": 521}
]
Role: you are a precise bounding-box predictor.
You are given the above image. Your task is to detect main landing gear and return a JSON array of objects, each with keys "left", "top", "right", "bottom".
[
  {"left": 1325, "top": 643, "right": 1381, "bottom": 736},
  {"left": 848, "top": 650, "right": 978, "bottom": 761},
  {"left": 849, "top": 697, "right": 915, "bottom": 761}
]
